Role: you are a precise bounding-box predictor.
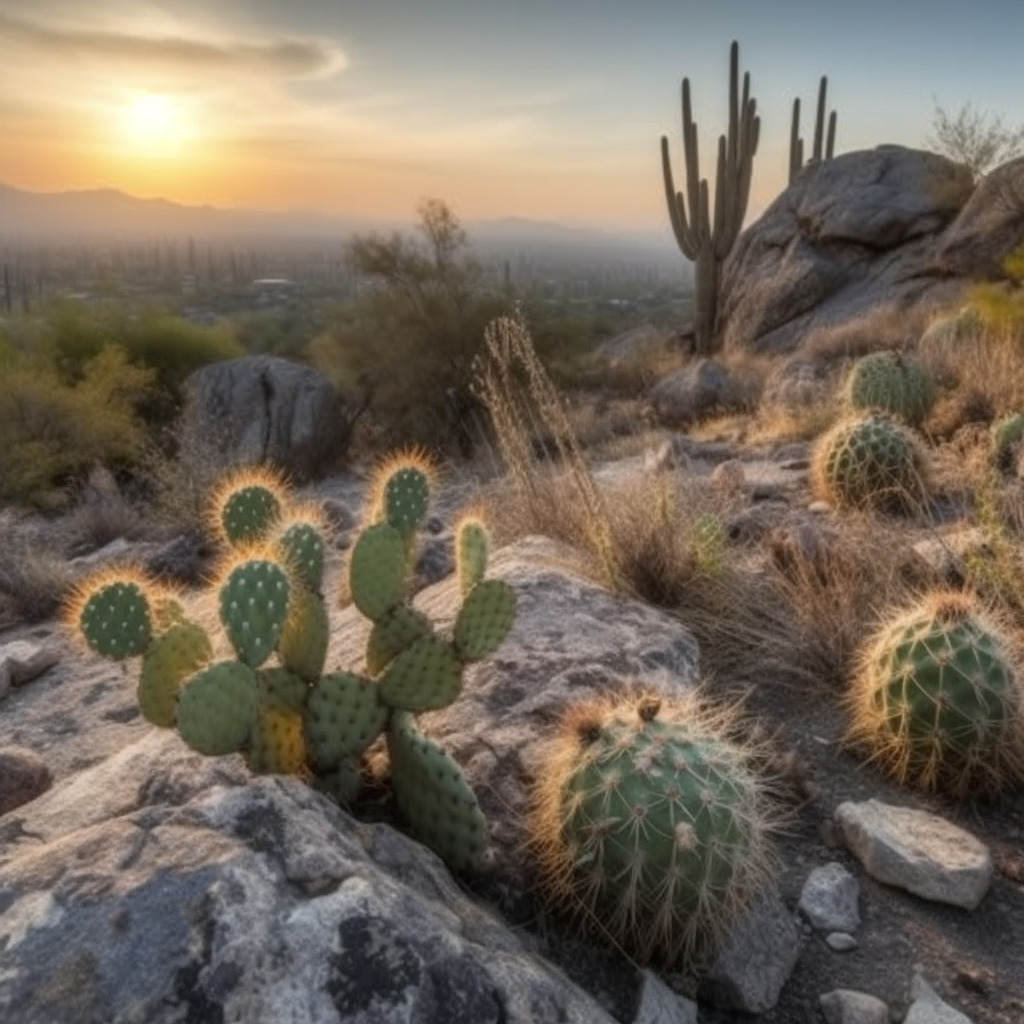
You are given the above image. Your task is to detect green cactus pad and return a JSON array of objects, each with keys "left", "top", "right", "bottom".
[
  {"left": 812, "top": 413, "right": 928, "bottom": 511},
  {"left": 218, "top": 559, "right": 291, "bottom": 667},
  {"left": 304, "top": 671, "right": 387, "bottom": 770},
  {"left": 456, "top": 519, "right": 490, "bottom": 596},
  {"left": 220, "top": 485, "right": 282, "bottom": 546},
  {"left": 277, "top": 585, "right": 329, "bottom": 682},
  {"left": 349, "top": 522, "right": 408, "bottom": 621},
  {"left": 453, "top": 580, "right": 516, "bottom": 662},
  {"left": 851, "top": 594, "right": 1024, "bottom": 795},
  {"left": 382, "top": 466, "right": 431, "bottom": 535},
  {"left": 847, "top": 351, "right": 934, "bottom": 427},
  {"left": 177, "top": 661, "right": 259, "bottom": 756},
  {"left": 313, "top": 759, "right": 363, "bottom": 805},
  {"left": 256, "top": 667, "right": 309, "bottom": 712},
  {"left": 278, "top": 521, "right": 326, "bottom": 592},
  {"left": 79, "top": 581, "right": 153, "bottom": 661},
  {"left": 388, "top": 711, "right": 488, "bottom": 871},
  {"left": 137, "top": 621, "right": 213, "bottom": 727},
  {"left": 151, "top": 595, "right": 187, "bottom": 633},
  {"left": 379, "top": 636, "right": 463, "bottom": 711},
  {"left": 366, "top": 605, "right": 433, "bottom": 676},
  {"left": 247, "top": 704, "right": 307, "bottom": 775}
]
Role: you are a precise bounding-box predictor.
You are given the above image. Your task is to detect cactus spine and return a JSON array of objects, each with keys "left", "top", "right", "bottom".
[
  {"left": 846, "top": 351, "right": 935, "bottom": 427},
  {"left": 661, "top": 40, "right": 760, "bottom": 355},
  {"left": 789, "top": 76, "right": 837, "bottom": 184}
]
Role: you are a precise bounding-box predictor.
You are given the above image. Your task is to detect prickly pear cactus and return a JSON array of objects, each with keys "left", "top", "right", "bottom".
[
  {"left": 991, "top": 413, "right": 1024, "bottom": 474},
  {"left": 847, "top": 351, "right": 934, "bottom": 427},
  {"left": 66, "top": 453, "right": 517, "bottom": 875},
  {"left": 455, "top": 514, "right": 490, "bottom": 596},
  {"left": 848, "top": 591, "right": 1024, "bottom": 796},
  {"left": 531, "top": 692, "right": 778, "bottom": 969},
  {"left": 812, "top": 413, "right": 928, "bottom": 511}
]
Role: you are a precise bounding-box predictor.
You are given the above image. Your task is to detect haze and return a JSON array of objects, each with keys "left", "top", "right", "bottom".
[{"left": 2, "top": 0, "right": 1022, "bottom": 232}]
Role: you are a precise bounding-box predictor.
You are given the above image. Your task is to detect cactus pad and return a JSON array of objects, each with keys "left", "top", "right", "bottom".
[
  {"left": 366, "top": 605, "right": 433, "bottom": 676},
  {"left": 277, "top": 585, "right": 329, "bottom": 682},
  {"left": 314, "top": 759, "right": 363, "bottom": 805},
  {"left": 379, "top": 636, "right": 463, "bottom": 711},
  {"left": 78, "top": 580, "right": 153, "bottom": 660},
  {"left": 348, "top": 522, "right": 407, "bottom": 621},
  {"left": 137, "top": 621, "right": 213, "bottom": 727},
  {"left": 455, "top": 516, "right": 490, "bottom": 596},
  {"left": 277, "top": 520, "right": 326, "bottom": 592},
  {"left": 305, "top": 671, "right": 387, "bottom": 769},
  {"left": 177, "top": 661, "right": 259, "bottom": 756},
  {"left": 388, "top": 712, "right": 488, "bottom": 871},
  {"left": 849, "top": 592, "right": 1024, "bottom": 795},
  {"left": 220, "top": 485, "right": 282, "bottom": 546},
  {"left": 247, "top": 704, "right": 307, "bottom": 775},
  {"left": 454, "top": 580, "right": 516, "bottom": 662},
  {"left": 847, "top": 351, "right": 934, "bottom": 427},
  {"left": 218, "top": 558, "right": 291, "bottom": 667}
]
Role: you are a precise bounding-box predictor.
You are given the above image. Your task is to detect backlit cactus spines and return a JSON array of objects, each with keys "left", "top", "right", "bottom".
[
  {"left": 453, "top": 579, "right": 517, "bottom": 662},
  {"left": 137, "top": 621, "right": 213, "bottom": 727},
  {"left": 530, "top": 692, "right": 778, "bottom": 969},
  {"left": 847, "top": 591, "right": 1024, "bottom": 796},
  {"left": 991, "top": 412, "right": 1024, "bottom": 473},
  {"left": 305, "top": 671, "right": 388, "bottom": 770},
  {"left": 811, "top": 413, "right": 929, "bottom": 511},
  {"left": 176, "top": 661, "right": 259, "bottom": 757},
  {"left": 218, "top": 557, "right": 291, "bottom": 667},
  {"left": 210, "top": 467, "right": 288, "bottom": 548},
  {"left": 367, "top": 450, "right": 435, "bottom": 536},
  {"left": 275, "top": 513, "right": 327, "bottom": 592},
  {"left": 388, "top": 711, "right": 489, "bottom": 872},
  {"left": 846, "top": 351, "right": 935, "bottom": 427},
  {"left": 348, "top": 522, "right": 408, "bottom": 621},
  {"left": 277, "top": 585, "right": 329, "bottom": 682},
  {"left": 74, "top": 575, "right": 155, "bottom": 661},
  {"left": 379, "top": 636, "right": 464, "bottom": 711},
  {"left": 366, "top": 606, "right": 433, "bottom": 676},
  {"left": 455, "top": 514, "right": 490, "bottom": 596}
]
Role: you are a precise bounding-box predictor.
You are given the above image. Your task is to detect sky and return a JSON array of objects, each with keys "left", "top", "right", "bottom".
[{"left": 2, "top": 0, "right": 1022, "bottom": 233}]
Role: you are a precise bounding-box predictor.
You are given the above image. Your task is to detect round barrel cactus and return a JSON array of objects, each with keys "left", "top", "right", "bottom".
[
  {"left": 847, "top": 351, "right": 934, "bottom": 427},
  {"left": 812, "top": 413, "right": 928, "bottom": 511},
  {"left": 530, "top": 692, "right": 777, "bottom": 969},
  {"left": 848, "top": 591, "right": 1024, "bottom": 796}
]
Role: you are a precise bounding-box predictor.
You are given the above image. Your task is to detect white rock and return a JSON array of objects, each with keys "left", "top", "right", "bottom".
[
  {"left": 905, "top": 969, "right": 975, "bottom": 1024},
  {"left": 634, "top": 970, "right": 697, "bottom": 1024},
  {"left": 799, "top": 862, "right": 860, "bottom": 931},
  {"left": 825, "top": 932, "right": 858, "bottom": 952},
  {"left": 820, "top": 988, "right": 889, "bottom": 1024},
  {"left": 836, "top": 800, "right": 993, "bottom": 909},
  {"left": 0, "top": 642, "right": 60, "bottom": 700}
]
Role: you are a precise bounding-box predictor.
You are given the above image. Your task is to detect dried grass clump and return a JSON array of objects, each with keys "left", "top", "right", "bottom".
[
  {"left": 0, "top": 539, "right": 75, "bottom": 628},
  {"left": 801, "top": 302, "right": 930, "bottom": 369}
]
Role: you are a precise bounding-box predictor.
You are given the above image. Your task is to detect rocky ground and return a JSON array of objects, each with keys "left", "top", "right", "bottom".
[{"left": 2, "top": 435, "right": 1023, "bottom": 1024}]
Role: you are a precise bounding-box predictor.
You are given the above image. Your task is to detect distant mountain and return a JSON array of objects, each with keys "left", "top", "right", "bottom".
[{"left": 0, "top": 183, "right": 682, "bottom": 264}]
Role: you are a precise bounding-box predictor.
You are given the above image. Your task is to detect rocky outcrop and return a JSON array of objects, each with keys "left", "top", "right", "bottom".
[
  {"left": 717, "top": 146, "right": 988, "bottom": 353},
  {"left": 180, "top": 355, "right": 344, "bottom": 481},
  {"left": 647, "top": 358, "right": 758, "bottom": 427}
]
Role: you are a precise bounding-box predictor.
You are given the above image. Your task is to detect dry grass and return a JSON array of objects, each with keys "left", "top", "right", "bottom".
[
  {"left": 0, "top": 539, "right": 75, "bottom": 628},
  {"left": 801, "top": 302, "right": 931, "bottom": 368},
  {"left": 66, "top": 491, "right": 150, "bottom": 549}
]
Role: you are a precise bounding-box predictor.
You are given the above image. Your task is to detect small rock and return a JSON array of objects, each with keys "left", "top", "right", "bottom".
[
  {"left": 905, "top": 969, "right": 975, "bottom": 1024},
  {"left": 634, "top": 969, "right": 698, "bottom": 1024},
  {"left": 144, "top": 533, "right": 212, "bottom": 586},
  {"left": 808, "top": 500, "right": 833, "bottom": 514},
  {"left": 643, "top": 440, "right": 692, "bottom": 474},
  {"left": 820, "top": 989, "right": 889, "bottom": 1024},
  {"left": 0, "top": 746, "right": 53, "bottom": 815},
  {"left": 711, "top": 460, "right": 745, "bottom": 490},
  {"left": 0, "top": 641, "right": 60, "bottom": 700},
  {"left": 836, "top": 800, "right": 993, "bottom": 910},
  {"left": 414, "top": 536, "right": 455, "bottom": 590},
  {"left": 321, "top": 498, "right": 356, "bottom": 532},
  {"left": 799, "top": 862, "right": 860, "bottom": 932},
  {"left": 825, "top": 932, "right": 858, "bottom": 952},
  {"left": 68, "top": 536, "right": 134, "bottom": 568},
  {"left": 699, "top": 888, "right": 802, "bottom": 1013}
]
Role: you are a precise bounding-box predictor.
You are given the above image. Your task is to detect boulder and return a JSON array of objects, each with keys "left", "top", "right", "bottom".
[
  {"left": 0, "top": 747, "right": 52, "bottom": 815},
  {"left": 648, "top": 359, "right": 757, "bottom": 427},
  {"left": 798, "top": 862, "right": 860, "bottom": 933},
  {"left": 180, "top": 355, "right": 343, "bottom": 482},
  {"left": 718, "top": 146, "right": 975, "bottom": 353}
]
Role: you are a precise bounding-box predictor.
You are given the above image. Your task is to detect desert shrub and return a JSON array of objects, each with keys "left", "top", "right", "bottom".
[{"left": 0, "top": 537, "right": 74, "bottom": 626}]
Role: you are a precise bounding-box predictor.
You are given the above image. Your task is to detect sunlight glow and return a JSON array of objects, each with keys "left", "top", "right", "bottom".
[{"left": 121, "top": 94, "right": 186, "bottom": 152}]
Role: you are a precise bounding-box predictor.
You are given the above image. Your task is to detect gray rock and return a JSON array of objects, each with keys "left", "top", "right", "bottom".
[
  {"left": 798, "top": 861, "right": 860, "bottom": 932},
  {"left": 595, "top": 324, "right": 673, "bottom": 367},
  {"left": 321, "top": 497, "right": 356, "bottom": 533},
  {"left": 643, "top": 439, "right": 692, "bottom": 474},
  {"left": 836, "top": 800, "right": 993, "bottom": 909},
  {"left": 648, "top": 359, "right": 757, "bottom": 427},
  {"left": 718, "top": 146, "right": 975, "bottom": 353},
  {"left": 825, "top": 932, "right": 858, "bottom": 952},
  {"left": 181, "top": 355, "right": 344, "bottom": 482},
  {"left": 143, "top": 533, "right": 213, "bottom": 586},
  {"left": 634, "top": 970, "right": 698, "bottom": 1024},
  {"left": 710, "top": 459, "right": 745, "bottom": 490},
  {"left": 414, "top": 535, "right": 455, "bottom": 591},
  {"left": 0, "top": 734, "right": 622, "bottom": 1024},
  {"left": 0, "top": 746, "right": 52, "bottom": 815},
  {"left": 820, "top": 989, "right": 889, "bottom": 1024},
  {"left": 699, "top": 887, "right": 802, "bottom": 1013},
  {"left": 0, "top": 641, "right": 60, "bottom": 700},
  {"left": 905, "top": 969, "right": 975, "bottom": 1024}
]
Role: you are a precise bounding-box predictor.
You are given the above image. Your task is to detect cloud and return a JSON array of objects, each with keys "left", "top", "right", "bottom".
[{"left": 0, "top": 11, "right": 346, "bottom": 80}]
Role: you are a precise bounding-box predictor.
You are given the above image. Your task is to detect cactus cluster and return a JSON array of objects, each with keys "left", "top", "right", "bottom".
[
  {"left": 67, "top": 457, "right": 516, "bottom": 872},
  {"left": 812, "top": 413, "right": 929, "bottom": 511},
  {"left": 846, "top": 351, "right": 935, "bottom": 427},
  {"left": 531, "top": 691, "right": 778, "bottom": 970},
  {"left": 991, "top": 412, "right": 1024, "bottom": 474},
  {"left": 847, "top": 591, "right": 1024, "bottom": 796}
]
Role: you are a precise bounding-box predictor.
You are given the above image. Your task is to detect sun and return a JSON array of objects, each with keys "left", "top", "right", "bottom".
[{"left": 121, "top": 94, "right": 186, "bottom": 151}]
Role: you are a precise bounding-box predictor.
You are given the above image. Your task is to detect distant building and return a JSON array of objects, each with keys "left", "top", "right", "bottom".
[{"left": 250, "top": 278, "right": 299, "bottom": 305}]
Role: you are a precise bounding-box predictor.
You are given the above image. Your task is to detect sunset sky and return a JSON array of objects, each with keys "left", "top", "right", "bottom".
[{"left": 2, "top": 0, "right": 1022, "bottom": 232}]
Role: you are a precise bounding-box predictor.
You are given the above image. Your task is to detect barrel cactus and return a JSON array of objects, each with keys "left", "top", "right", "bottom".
[
  {"left": 811, "top": 413, "right": 929, "bottom": 511},
  {"left": 846, "top": 351, "right": 934, "bottom": 427},
  {"left": 530, "top": 691, "right": 778, "bottom": 969},
  {"left": 991, "top": 413, "right": 1024, "bottom": 474},
  {"left": 67, "top": 453, "right": 517, "bottom": 873},
  {"left": 847, "top": 591, "right": 1024, "bottom": 796}
]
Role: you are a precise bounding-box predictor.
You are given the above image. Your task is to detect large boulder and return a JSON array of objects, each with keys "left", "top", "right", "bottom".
[
  {"left": 718, "top": 146, "right": 975, "bottom": 353},
  {"left": 180, "top": 355, "right": 344, "bottom": 481},
  {"left": 647, "top": 358, "right": 758, "bottom": 427}
]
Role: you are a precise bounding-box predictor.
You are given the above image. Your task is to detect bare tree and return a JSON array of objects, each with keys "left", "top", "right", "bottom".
[{"left": 926, "top": 99, "right": 1024, "bottom": 178}]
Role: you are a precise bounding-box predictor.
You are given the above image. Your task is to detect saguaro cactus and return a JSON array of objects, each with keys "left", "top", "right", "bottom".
[
  {"left": 660, "top": 40, "right": 760, "bottom": 355},
  {"left": 789, "top": 76, "right": 837, "bottom": 184}
]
